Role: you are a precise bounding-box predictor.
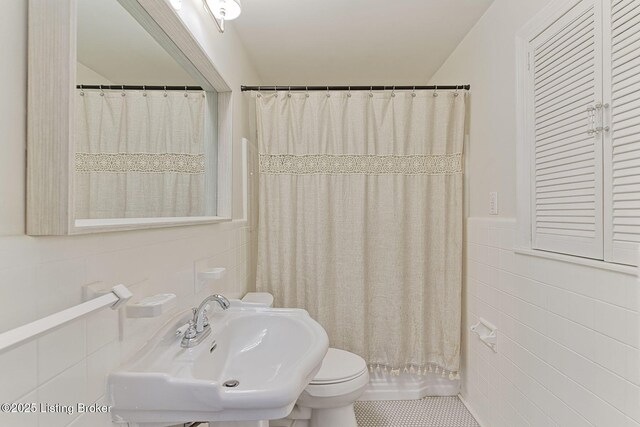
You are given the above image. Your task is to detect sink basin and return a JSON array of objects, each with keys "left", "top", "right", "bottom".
[{"left": 108, "top": 302, "right": 329, "bottom": 426}]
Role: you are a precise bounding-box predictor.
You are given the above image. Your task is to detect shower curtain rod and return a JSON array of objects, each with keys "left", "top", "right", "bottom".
[
  {"left": 241, "top": 85, "right": 470, "bottom": 92},
  {"left": 76, "top": 85, "right": 203, "bottom": 91}
]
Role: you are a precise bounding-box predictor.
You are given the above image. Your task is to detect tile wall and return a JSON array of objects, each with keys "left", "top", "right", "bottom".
[
  {"left": 463, "top": 218, "right": 640, "bottom": 427},
  {"left": 0, "top": 221, "right": 254, "bottom": 427}
]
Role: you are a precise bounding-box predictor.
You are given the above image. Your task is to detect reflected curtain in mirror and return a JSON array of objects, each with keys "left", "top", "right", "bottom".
[{"left": 74, "top": 89, "right": 206, "bottom": 219}]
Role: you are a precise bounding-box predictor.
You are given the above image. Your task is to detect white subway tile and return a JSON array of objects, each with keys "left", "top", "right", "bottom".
[
  {"left": 594, "top": 302, "right": 636, "bottom": 347},
  {"left": 545, "top": 312, "right": 595, "bottom": 358},
  {"left": 593, "top": 364, "right": 629, "bottom": 415},
  {"left": 488, "top": 227, "right": 501, "bottom": 248},
  {"left": 0, "top": 267, "right": 39, "bottom": 333},
  {"left": 86, "top": 341, "right": 120, "bottom": 403},
  {"left": 85, "top": 308, "right": 119, "bottom": 355},
  {"left": 464, "top": 217, "right": 640, "bottom": 427},
  {"left": 37, "top": 360, "right": 87, "bottom": 427},
  {"left": 0, "top": 341, "right": 37, "bottom": 403},
  {"left": 591, "top": 269, "right": 638, "bottom": 311},
  {"left": 37, "top": 320, "right": 87, "bottom": 384},
  {"left": 487, "top": 246, "right": 500, "bottom": 268},
  {"left": 67, "top": 395, "right": 112, "bottom": 427},
  {"left": 498, "top": 227, "right": 516, "bottom": 251},
  {"left": 625, "top": 382, "right": 640, "bottom": 423},
  {"left": 0, "top": 389, "right": 38, "bottom": 427}
]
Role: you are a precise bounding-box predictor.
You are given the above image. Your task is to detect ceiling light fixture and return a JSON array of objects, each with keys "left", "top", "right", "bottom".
[{"left": 204, "top": 0, "right": 242, "bottom": 33}]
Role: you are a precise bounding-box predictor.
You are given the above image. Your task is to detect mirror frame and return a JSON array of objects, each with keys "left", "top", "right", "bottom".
[{"left": 27, "top": 0, "right": 234, "bottom": 235}]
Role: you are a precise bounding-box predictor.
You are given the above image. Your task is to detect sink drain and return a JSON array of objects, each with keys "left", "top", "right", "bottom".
[{"left": 223, "top": 379, "right": 239, "bottom": 388}]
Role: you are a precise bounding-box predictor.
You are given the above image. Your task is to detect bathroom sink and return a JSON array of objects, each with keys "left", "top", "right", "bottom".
[{"left": 108, "top": 302, "right": 329, "bottom": 426}]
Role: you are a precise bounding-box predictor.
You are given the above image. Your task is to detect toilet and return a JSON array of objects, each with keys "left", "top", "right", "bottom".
[
  {"left": 294, "top": 347, "right": 369, "bottom": 427},
  {"left": 242, "top": 293, "right": 369, "bottom": 427}
]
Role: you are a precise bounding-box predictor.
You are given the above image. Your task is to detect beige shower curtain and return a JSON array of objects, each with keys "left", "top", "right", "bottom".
[
  {"left": 75, "top": 89, "right": 206, "bottom": 219},
  {"left": 255, "top": 90, "right": 466, "bottom": 377}
]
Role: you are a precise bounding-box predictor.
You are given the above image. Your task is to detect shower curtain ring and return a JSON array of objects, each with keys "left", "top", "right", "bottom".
[
  {"left": 412, "top": 86, "right": 416, "bottom": 98},
  {"left": 369, "top": 86, "right": 373, "bottom": 98},
  {"left": 347, "top": 86, "right": 351, "bottom": 98},
  {"left": 391, "top": 86, "right": 396, "bottom": 97},
  {"left": 163, "top": 86, "right": 167, "bottom": 97},
  {"left": 142, "top": 85, "right": 147, "bottom": 97},
  {"left": 99, "top": 85, "right": 104, "bottom": 97},
  {"left": 433, "top": 85, "right": 439, "bottom": 97},
  {"left": 287, "top": 86, "right": 292, "bottom": 97},
  {"left": 79, "top": 84, "right": 84, "bottom": 96},
  {"left": 305, "top": 86, "right": 309, "bottom": 98},
  {"left": 454, "top": 85, "right": 459, "bottom": 97},
  {"left": 121, "top": 85, "right": 126, "bottom": 97},
  {"left": 326, "top": 86, "right": 330, "bottom": 97},
  {"left": 257, "top": 86, "right": 261, "bottom": 98},
  {"left": 184, "top": 85, "right": 188, "bottom": 97}
]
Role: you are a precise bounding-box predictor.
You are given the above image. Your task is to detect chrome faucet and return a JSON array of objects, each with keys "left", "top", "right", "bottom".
[{"left": 181, "top": 294, "right": 230, "bottom": 348}]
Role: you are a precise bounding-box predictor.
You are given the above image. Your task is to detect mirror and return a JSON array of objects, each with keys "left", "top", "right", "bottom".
[
  {"left": 74, "top": 0, "right": 218, "bottom": 222},
  {"left": 27, "top": 0, "right": 233, "bottom": 235}
]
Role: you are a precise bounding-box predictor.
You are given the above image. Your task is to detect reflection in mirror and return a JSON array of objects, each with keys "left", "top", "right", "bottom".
[{"left": 75, "top": 0, "right": 218, "bottom": 221}]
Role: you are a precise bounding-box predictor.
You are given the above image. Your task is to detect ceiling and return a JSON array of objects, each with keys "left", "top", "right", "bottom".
[
  {"left": 233, "top": 0, "right": 495, "bottom": 85},
  {"left": 77, "top": 0, "right": 198, "bottom": 86}
]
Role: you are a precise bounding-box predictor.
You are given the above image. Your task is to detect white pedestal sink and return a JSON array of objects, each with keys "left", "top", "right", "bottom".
[{"left": 108, "top": 301, "right": 329, "bottom": 426}]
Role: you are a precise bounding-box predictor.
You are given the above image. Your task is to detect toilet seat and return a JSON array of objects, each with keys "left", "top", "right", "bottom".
[
  {"left": 309, "top": 348, "right": 368, "bottom": 385},
  {"left": 299, "top": 348, "right": 370, "bottom": 400}
]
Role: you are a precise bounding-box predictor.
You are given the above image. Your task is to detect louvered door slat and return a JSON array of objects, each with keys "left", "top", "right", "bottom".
[
  {"left": 536, "top": 91, "right": 594, "bottom": 120},
  {"left": 530, "top": 0, "right": 604, "bottom": 259},
  {"left": 604, "top": 0, "right": 640, "bottom": 264},
  {"left": 537, "top": 137, "right": 594, "bottom": 159}
]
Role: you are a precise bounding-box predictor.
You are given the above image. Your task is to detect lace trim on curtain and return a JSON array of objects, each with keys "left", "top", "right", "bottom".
[
  {"left": 259, "top": 153, "right": 463, "bottom": 175},
  {"left": 75, "top": 152, "right": 205, "bottom": 174},
  {"left": 367, "top": 363, "right": 460, "bottom": 380}
]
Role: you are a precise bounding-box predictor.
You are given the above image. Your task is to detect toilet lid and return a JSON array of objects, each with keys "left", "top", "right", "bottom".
[{"left": 310, "top": 348, "right": 368, "bottom": 385}]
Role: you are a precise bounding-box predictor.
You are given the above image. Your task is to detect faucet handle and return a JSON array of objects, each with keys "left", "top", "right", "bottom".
[{"left": 184, "top": 319, "right": 197, "bottom": 339}]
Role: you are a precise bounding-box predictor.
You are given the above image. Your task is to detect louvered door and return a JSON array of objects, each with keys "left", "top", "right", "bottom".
[
  {"left": 529, "top": 0, "right": 604, "bottom": 259},
  {"left": 603, "top": 0, "right": 640, "bottom": 265}
]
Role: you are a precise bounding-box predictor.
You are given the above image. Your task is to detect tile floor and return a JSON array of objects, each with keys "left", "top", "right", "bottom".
[{"left": 354, "top": 396, "right": 480, "bottom": 427}]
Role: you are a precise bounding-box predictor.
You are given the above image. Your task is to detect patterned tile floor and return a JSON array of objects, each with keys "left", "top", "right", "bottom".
[{"left": 354, "top": 396, "right": 480, "bottom": 427}]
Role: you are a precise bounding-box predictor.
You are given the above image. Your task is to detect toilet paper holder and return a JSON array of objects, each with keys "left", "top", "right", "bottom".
[{"left": 470, "top": 317, "right": 497, "bottom": 353}]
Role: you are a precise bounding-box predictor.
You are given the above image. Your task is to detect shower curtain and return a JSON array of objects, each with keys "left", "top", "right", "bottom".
[
  {"left": 255, "top": 90, "right": 466, "bottom": 378},
  {"left": 75, "top": 89, "right": 206, "bottom": 219}
]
